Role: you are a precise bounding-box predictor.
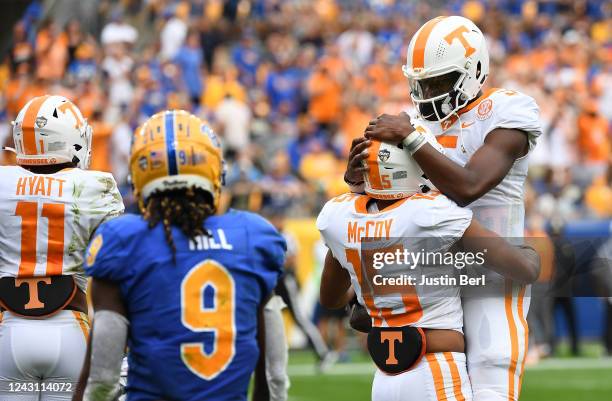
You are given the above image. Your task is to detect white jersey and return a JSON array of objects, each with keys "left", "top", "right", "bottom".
[
  {"left": 413, "top": 88, "right": 542, "bottom": 237},
  {"left": 317, "top": 192, "right": 472, "bottom": 331},
  {"left": 0, "top": 166, "right": 124, "bottom": 291}
]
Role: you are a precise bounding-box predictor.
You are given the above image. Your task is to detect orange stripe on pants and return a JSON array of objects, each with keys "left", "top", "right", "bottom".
[
  {"left": 22, "top": 95, "right": 49, "bottom": 155},
  {"left": 517, "top": 286, "right": 529, "bottom": 396},
  {"left": 443, "top": 352, "right": 466, "bottom": 401},
  {"left": 505, "top": 281, "right": 519, "bottom": 401},
  {"left": 426, "top": 354, "right": 447, "bottom": 400}
]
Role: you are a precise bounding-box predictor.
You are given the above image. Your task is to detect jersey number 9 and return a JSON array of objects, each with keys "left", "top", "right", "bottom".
[{"left": 180, "top": 260, "right": 236, "bottom": 380}]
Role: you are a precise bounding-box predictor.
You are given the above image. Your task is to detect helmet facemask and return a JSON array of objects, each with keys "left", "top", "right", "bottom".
[{"left": 408, "top": 70, "right": 470, "bottom": 122}]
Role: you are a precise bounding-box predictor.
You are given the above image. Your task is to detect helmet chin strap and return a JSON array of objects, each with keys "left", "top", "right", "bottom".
[{"left": 455, "top": 112, "right": 467, "bottom": 154}]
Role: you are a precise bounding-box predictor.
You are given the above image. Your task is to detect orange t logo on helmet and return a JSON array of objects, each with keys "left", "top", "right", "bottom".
[
  {"left": 444, "top": 26, "right": 476, "bottom": 58},
  {"left": 57, "top": 102, "right": 84, "bottom": 130}
]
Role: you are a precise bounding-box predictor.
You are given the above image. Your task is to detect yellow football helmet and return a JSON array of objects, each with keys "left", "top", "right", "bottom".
[{"left": 130, "top": 110, "right": 224, "bottom": 209}]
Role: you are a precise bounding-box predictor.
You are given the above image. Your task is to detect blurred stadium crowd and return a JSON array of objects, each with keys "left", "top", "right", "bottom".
[
  {"left": 0, "top": 0, "right": 610, "bottom": 360},
  {"left": 0, "top": 0, "right": 610, "bottom": 220}
]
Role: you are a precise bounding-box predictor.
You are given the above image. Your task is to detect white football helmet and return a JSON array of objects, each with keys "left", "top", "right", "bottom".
[
  {"left": 364, "top": 128, "right": 444, "bottom": 200},
  {"left": 11, "top": 95, "right": 92, "bottom": 168},
  {"left": 402, "top": 15, "right": 489, "bottom": 122}
]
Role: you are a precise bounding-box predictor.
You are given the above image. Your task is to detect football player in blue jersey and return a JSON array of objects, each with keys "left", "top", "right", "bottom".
[{"left": 73, "top": 110, "right": 289, "bottom": 401}]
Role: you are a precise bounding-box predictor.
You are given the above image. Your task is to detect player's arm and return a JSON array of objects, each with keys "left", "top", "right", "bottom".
[
  {"left": 320, "top": 250, "right": 352, "bottom": 309},
  {"left": 458, "top": 220, "right": 541, "bottom": 284},
  {"left": 253, "top": 294, "right": 289, "bottom": 401},
  {"left": 73, "top": 278, "right": 128, "bottom": 401},
  {"left": 355, "top": 113, "right": 529, "bottom": 206},
  {"left": 253, "top": 300, "right": 270, "bottom": 401},
  {"left": 411, "top": 128, "right": 529, "bottom": 206}
]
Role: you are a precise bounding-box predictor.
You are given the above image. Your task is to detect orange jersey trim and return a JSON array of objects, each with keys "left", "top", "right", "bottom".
[
  {"left": 354, "top": 195, "right": 408, "bottom": 214},
  {"left": 458, "top": 87, "right": 499, "bottom": 116},
  {"left": 436, "top": 135, "right": 458, "bottom": 148},
  {"left": 440, "top": 88, "right": 500, "bottom": 131}
]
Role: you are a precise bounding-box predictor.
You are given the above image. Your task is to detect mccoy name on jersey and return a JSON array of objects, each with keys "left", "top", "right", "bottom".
[
  {"left": 0, "top": 166, "right": 124, "bottom": 291},
  {"left": 317, "top": 192, "right": 472, "bottom": 332}
]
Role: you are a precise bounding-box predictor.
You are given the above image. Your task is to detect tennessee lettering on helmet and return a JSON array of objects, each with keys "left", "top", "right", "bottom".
[{"left": 130, "top": 110, "right": 224, "bottom": 209}]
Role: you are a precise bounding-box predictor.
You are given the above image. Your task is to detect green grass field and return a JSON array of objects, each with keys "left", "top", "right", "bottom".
[{"left": 286, "top": 348, "right": 612, "bottom": 401}]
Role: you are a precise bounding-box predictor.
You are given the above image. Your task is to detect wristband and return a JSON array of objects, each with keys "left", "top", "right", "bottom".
[{"left": 401, "top": 130, "right": 426, "bottom": 155}]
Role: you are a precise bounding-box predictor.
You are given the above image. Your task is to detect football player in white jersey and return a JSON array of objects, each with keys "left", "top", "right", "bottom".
[
  {"left": 344, "top": 16, "right": 542, "bottom": 401},
  {"left": 0, "top": 95, "right": 124, "bottom": 400},
  {"left": 319, "top": 140, "right": 539, "bottom": 401}
]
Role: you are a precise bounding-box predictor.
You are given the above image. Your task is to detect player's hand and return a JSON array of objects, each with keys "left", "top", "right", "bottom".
[
  {"left": 364, "top": 112, "right": 414, "bottom": 145},
  {"left": 349, "top": 303, "right": 371, "bottom": 333},
  {"left": 344, "top": 137, "right": 371, "bottom": 185}
]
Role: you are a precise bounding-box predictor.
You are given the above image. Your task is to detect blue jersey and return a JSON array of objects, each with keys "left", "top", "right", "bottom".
[{"left": 84, "top": 209, "right": 286, "bottom": 401}]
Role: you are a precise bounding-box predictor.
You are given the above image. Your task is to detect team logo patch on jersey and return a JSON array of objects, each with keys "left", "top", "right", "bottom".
[
  {"left": 35, "top": 116, "right": 48, "bottom": 128},
  {"left": 87, "top": 234, "right": 103, "bottom": 266},
  {"left": 378, "top": 149, "right": 391, "bottom": 162},
  {"left": 476, "top": 99, "right": 493, "bottom": 120}
]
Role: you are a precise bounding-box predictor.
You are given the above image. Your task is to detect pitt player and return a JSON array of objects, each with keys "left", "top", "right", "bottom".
[
  {"left": 320, "top": 140, "right": 539, "bottom": 401},
  {"left": 0, "top": 95, "right": 124, "bottom": 400},
  {"left": 345, "top": 16, "right": 542, "bottom": 401},
  {"left": 75, "top": 110, "right": 288, "bottom": 401}
]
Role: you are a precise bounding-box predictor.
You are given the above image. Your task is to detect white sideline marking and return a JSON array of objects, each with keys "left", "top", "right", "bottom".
[{"left": 288, "top": 358, "right": 612, "bottom": 377}]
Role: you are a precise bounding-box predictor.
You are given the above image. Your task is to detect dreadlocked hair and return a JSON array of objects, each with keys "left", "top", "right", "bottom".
[{"left": 142, "top": 186, "right": 215, "bottom": 261}]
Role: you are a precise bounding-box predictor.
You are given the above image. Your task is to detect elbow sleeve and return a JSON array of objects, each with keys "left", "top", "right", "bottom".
[
  {"left": 84, "top": 310, "right": 129, "bottom": 401},
  {"left": 264, "top": 295, "right": 290, "bottom": 401}
]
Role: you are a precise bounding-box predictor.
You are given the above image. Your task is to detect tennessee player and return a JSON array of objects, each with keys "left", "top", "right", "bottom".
[
  {"left": 320, "top": 140, "right": 540, "bottom": 401},
  {"left": 345, "top": 15, "right": 542, "bottom": 401},
  {"left": 0, "top": 95, "right": 124, "bottom": 400},
  {"left": 74, "top": 110, "right": 288, "bottom": 401}
]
